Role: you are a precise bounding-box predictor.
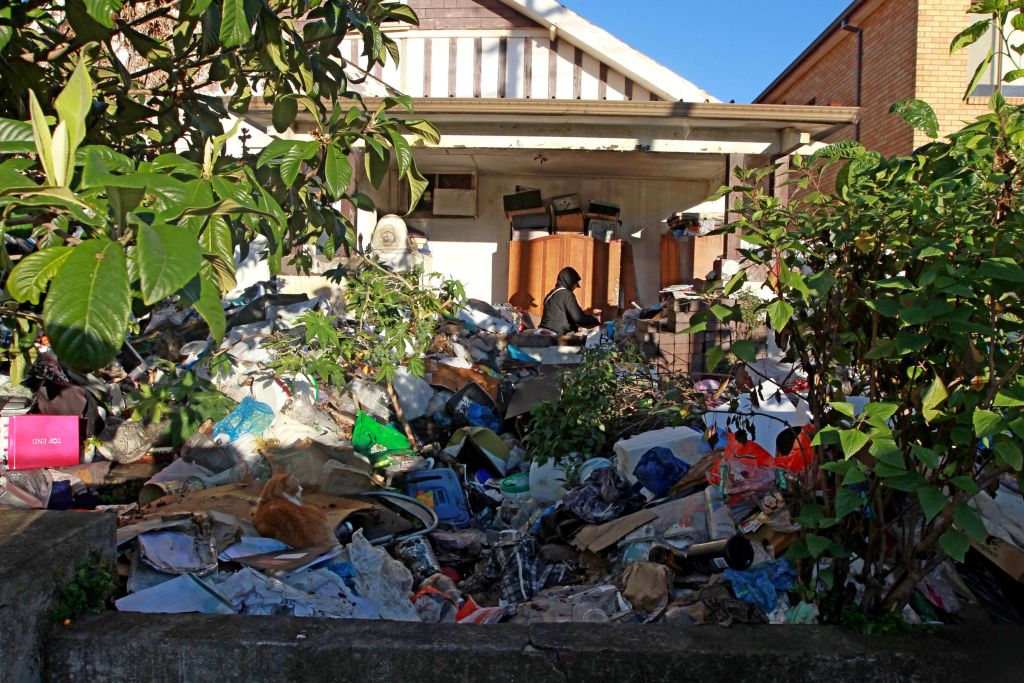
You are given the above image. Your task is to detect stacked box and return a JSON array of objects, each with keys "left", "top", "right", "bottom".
[{"left": 636, "top": 320, "right": 703, "bottom": 374}]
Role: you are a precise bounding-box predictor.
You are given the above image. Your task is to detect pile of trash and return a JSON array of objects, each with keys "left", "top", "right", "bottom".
[{"left": 1, "top": 276, "right": 1021, "bottom": 627}]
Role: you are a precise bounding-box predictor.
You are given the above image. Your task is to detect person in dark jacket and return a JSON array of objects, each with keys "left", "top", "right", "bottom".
[{"left": 539, "top": 267, "right": 599, "bottom": 335}]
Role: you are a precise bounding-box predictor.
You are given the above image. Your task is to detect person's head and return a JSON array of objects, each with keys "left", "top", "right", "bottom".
[{"left": 556, "top": 267, "right": 582, "bottom": 291}]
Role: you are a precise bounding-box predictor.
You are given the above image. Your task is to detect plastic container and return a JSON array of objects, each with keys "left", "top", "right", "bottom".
[
  {"left": 578, "top": 457, "right": 613, "bottom": 483},
  {"left": 395, "top": 537, "right": 442, "bottom": 582},
  {"left": 613, "top": 427, "right": 705, "bottom": 485},
  {"left": 499, "top": 472, "right": 531, "bottom": 500},
  {"left": 402, "top": 468, "right": 472, "bottom": 528},
  {"left": 211, "top": 397, "right": 275, "bottom": 443}
]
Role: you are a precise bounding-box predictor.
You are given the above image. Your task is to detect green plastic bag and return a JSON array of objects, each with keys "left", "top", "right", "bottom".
[{"left": 352, "top": 411, "right": 411, "bottom": 456}]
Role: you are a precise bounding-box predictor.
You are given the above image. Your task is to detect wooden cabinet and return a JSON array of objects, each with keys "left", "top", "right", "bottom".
[
  {"left": 660, "top": 233, "right": 725, "bottom": 288},
  {"left": 508, "top": 234, "right": 621, "bottom": 320}
]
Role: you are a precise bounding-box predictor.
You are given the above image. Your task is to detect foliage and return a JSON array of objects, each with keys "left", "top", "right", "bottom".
[
  {"left": 49, "top": 551, "right": 118, "bottom": 625},
  {"left": 0, "top": 1, "right": 436, "bottom": 374},
  {"left": 267, "top": 258, "right": 465, "bottom": 383},
  {"left": 129, "top": 362, "right": 237, "bottom": 447},
  {"left": 952, "top": 1, "right": 1024, "bottom": 99},
  {"left": 701, "top": 88, "right": 1024, "bottom": 616},
  {"left": 525, "top": 342, "right": 699, "bottom": 469}
]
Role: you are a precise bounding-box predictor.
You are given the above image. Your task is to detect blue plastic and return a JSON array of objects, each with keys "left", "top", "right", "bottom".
[
  {"left": 212, "top": 396, "right": 276, "bottom": 441},
  {"left": 402, "top": 468, "right": 473, "bottom": 528},
  {"left": 633, "top": 447, "right": 691, "bottom": 497},
  {"left": 466, "top": 403, "right": 501, "bottom": 431},
  {"left": 724, "top": 558, "right": 797, "bottom": 614}
]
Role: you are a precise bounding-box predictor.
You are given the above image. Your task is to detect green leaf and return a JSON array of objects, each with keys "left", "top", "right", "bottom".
[
  {"left": 955, "top": 503, "right": 987, "bottom": 541},
  {"left": 219, "top": 0, "right": 252, "bottom": 48},
  {"left": 911, "top": 444, "right": 941, "bottom": 469},
  {"left": 842, "top": 466, "right": 868, "bottom": 485},
  {"left": 83, "top": 0, "right": 123, "bottom": 28},
  {"left": 272, "top": 97, "right": 298, "bottom": 133},
  {"left": 993, "top": 434, "right": 1023, "bottom": 470},
  {"left": 405, "top": 165, "right": 428, "bottom": 213},
  {"left": 731, "top": 339, "right": 756, "bottom": 364},
  {"left": 805, "top": 533, "right": 831, "bottom": 558},
  {"left": 28, "top": 90, "right": 56, "bottom": 185},
  {"left": 722, "top": 269, "right": 747, "bottom": 296},
  {"left": 890, "top": 99, "right": 938, "bottom": 138},
  {"left": 0, "top": 118, "right": 33, "bottom": 145},
  {"left": 122, "top": 25, "right": 172, "bottom": 66},
  {"left": 830, "top": 401, "right": 856, "bottom": 419},
  {"left": 917, "top": 485, "right": 949, "bottom": 523},
  {"left": 765, "top": 299, "right": 794, "bottom": 331},
  {"left": 870, "top": 439, "right": 905, "bottom": 469},
  {"left": 705, "top": 346, "right": 725, "bottom": 372},
  {"left": 403, "top": 119, "right": 441, "bottom": 145},
  {"left": 939, "top": 529, "right": 969, "bottom": 563},
  {"left": 836, "top": 487, "right": 862, "bottom": 518},
  {"left": 966, "top": 49, "right": 993, "bottom": 99},
  {"left": 199, "top": 215, "right": 233, "bottom": 265},
  {"left": 386, "top": 129, "right": 413, "bottom": 177},
  {"left": 949, "top": 475, "right": 978, "bottom": 495},
  {"left": 995, "top": 384, "right": 1024, "bottom": 407},
  {"left": 183, "top": 267, "right": 226, "bottom": 342},
  {"left": 137, "top": 224, "right": 204, "bottom": 305},
  {"left": 7, "top": 247, "right": 74, "bottom": 305},
  {"left": 977, "top": 257, "right": 1024, "bottom": 282},
  {"left": 279, "top": 140, "right": 319, "bottom": 186},
  {"left": 324, "top": 144, "right": 352, "bottom": 200},
  {"left": 365, "top": 142, "right": 390, "bottom": 189},
  {"left": 43, "top": 239, "right": 131, "bottom": 371},
  {"left": 839, "top": 429, "right": 870, "bottom": 459},
  {"left": 922, "top": 374, "right": 949, "bottom": 423},
  {"left": 951, "top": 19, "right": 991, "bottom": 53},
  {"left": 973, "top": 409, "right": 1007, "bottom": 438}
]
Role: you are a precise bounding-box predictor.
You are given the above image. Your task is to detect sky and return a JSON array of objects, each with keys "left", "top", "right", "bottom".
[{"left": 558, "top": 0, "right": 852, "bottom": 103}]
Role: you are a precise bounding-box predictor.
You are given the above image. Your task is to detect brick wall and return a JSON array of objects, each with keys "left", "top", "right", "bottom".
[
  {"left": 759, "top": 0, "right": 918, "bottom": 158},
  {"left": 914, "top": 0, "right": 1000, "bottom": 146},
  {"left": 405, "top": 0, "right": 539, "bottom": 30}
]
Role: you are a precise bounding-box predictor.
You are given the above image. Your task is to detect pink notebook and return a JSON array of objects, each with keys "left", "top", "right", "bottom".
[{"left": 4, "top": 415, "right": 81, "bottom": 470}]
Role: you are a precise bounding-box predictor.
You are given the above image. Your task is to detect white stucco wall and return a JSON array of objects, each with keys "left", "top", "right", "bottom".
[{"left": 362, "top": 172, "right": 711, "bottom": 305}]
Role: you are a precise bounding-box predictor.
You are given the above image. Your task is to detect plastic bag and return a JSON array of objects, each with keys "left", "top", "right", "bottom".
[
  {"left": 633, "top": 447, "right": 691, "bottom": 497},
  {"left": 724, "top": 558, "right": 796, "bottom": 614},
  {"left": 212, "top": 397, "right": 275, "bottom": 442}
]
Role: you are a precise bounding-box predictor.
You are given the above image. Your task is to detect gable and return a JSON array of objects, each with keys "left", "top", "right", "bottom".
[
  {"left": 344, "top": 31, "right": 663, "bottom": 102},
  {"left": 407, "top": 0, "right": 540, "bottom": 31}
]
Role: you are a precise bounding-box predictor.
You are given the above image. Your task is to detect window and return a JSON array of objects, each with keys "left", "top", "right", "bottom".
[
  {"left": 400, "top": 172, "right": 477, "bottom": 217},
  {"left": 967, "top": 11, "right": 1024, "bottom": 98}
]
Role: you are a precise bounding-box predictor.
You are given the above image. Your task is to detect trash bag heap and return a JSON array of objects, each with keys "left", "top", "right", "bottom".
[{"left": 1, "top": 256, "right": 1020, "bottom": 627}]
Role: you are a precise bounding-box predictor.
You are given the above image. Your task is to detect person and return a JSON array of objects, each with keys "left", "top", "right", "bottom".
[{"left": 539, "top": 267, "right": 600, "bottom": 335}]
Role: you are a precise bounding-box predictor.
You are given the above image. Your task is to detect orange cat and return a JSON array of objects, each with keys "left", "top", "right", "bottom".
[{"left": 252, "top": 473, "right": 336, "bottom": 548}]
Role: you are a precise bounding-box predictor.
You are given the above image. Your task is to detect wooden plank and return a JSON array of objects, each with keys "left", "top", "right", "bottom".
[
  {"left": 547, "top": 38, "right": 558, "bottom": 99},
  {"left": 606, "top": 239, "right": 622, "bottom": 314},
  {"left": 573, "top": 46, "right": 583, "bottom": 100},
  {"left": 481, "top": 37, "right": 501, "bottom": 98},
  {"left": 581, "top": 52, "right": 600, "bottom": 100},
  {"left": 473, "top": 37, "right": 483, "bottom": 98},
  {"left": 693, "top": 235, "right": 724, "bottom": 282},
  {"left": 661, "top": 233, "right": 681, "bottom": 289},
  {"left": 508, "top": 37, "right": 526, "bottom": 98},
  {"left": 530, "top": 37, "right": 547, "bottom": 99},
  {"left": 620, "top": 241, "right": 638, "bottom": 307},
  {"left": 555, "top": 38, "right": 575, "bottom": 99},
  {"left": 455, "top": 37, "right": 474, "bottom": 98}
]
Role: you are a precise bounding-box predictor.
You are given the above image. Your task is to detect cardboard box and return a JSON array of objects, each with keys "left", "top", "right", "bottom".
[
  {"left": 508, "top": 207, "right": 551, "bottom": 230},
  {"left": 550, "top": 194, "right": 580, "bottom": 212},
  {"left": 589, "top": 200, "right": 621, "bottom": 218},
  {"left": 971, "top": 534, "right": 1024, "bottom": 582},
  {"left": 553, "top": 210, "right": 584, "bottom": 233},
  {"left": 2, "top": 415, "right": 81, "bottom": 470},
  {"left": 503, "top": 189, "right": 543, "bottom": 213}
]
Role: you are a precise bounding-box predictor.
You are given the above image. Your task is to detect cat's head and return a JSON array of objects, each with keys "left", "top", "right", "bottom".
[{"left": 259, "top": 472, "right": 303, "bottom": 505}]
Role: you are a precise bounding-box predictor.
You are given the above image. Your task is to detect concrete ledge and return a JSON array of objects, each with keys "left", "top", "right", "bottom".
[
  {"left": 0, "top": 510, "right": 116, "bottom": 683},
  {"left": 45, "top": 612, "right": 1020, "bottom": 683}
]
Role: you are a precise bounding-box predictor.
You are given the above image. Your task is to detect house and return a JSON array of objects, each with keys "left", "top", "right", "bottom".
[
  {"left": 755, "top": 0, "right": 1013, "bottom": 156},
  {"left": 244, "top": 0, "right": 856, "bottom": 313}
]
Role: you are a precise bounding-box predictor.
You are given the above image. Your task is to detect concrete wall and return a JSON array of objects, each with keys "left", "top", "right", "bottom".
[
  {"left": 364, "top": 172, "right": 710, "bottom": 306},
  {"left": 0, "top": 510, "right": 116, "bottom": 683}
]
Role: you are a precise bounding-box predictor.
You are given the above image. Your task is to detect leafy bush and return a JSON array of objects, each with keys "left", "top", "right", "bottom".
[
  {"left": 49, "top": 552, "right": 117, "bottom": 625},
  {"left": 525, "top": 343, "right": 698, "bottom": 470},
  {"left": 702, "top": 90, "right": 1024, "bottom": 614},
  {"left": 267, "top": 259, "right": 466, "bottom": 384},
  {"left": 0, "top": 1, "right": 434, "bottom": 377}
]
